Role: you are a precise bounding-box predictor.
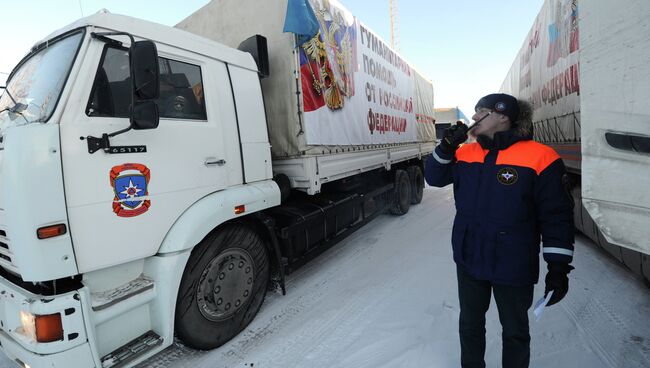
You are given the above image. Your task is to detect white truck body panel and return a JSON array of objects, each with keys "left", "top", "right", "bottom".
[
  {"left": 157, "top": 180, "right": 280, "bottom": 254},
  {"left": 500, "top": 0, "right": 650, "bottom": 255},
  {"left": 1, "top": 120, "right": 78, "bottom": 281},
  {"left": 273, "top": 141, "right": 434, "bottom": 193},
  {"left": 228, "top": 65, "right": 274, "bottom": 182},
  {"left": 0, "top": 335, "right": 94, "bottom": 368},
  {"left": 579, "top": 0, "right": 650, "bottom": 255}
]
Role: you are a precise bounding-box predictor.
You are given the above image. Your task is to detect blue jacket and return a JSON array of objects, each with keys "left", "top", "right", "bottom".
[{"left": 425, "top": 129, "right": 574, "bottom": 286}]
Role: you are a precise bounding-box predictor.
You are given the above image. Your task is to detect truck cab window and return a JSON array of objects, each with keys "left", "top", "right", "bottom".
[
  {"left": 0, "top": 30, "right": 84, "bottom": 127},
  {"left": 87, "top": 46, "right": 207, "bottom": 120}
]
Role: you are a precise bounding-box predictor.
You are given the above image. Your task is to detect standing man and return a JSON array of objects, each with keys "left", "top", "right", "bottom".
[{"left": 425, "top": 94, "right": 575, "bottom": 368}]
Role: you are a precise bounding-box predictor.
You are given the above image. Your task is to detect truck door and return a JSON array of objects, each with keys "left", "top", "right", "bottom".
[{"left": 60, "top": 41, "right": 235, "bottom": 272}]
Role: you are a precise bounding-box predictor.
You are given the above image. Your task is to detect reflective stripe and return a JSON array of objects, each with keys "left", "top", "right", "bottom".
[
  {"left": 432, "top": 149, "right": 452, "bottom": 164},
  {"left": 543, "top": 247, "right": 574, "bottom": 257}
]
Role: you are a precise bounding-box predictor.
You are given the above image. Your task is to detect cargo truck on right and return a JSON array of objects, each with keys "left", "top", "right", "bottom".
[{"left": 500, "top": 0, "right": 650, "bottom": 284}]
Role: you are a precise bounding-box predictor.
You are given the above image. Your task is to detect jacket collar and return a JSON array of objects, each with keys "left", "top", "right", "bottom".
[{"left": 476, "top": 128, "right": 532, "bottom": 151}]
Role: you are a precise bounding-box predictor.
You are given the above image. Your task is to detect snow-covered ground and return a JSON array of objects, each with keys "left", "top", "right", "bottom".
[
  {"left": 2, "top": 186, "right": 649, "bottom": 367},
  {"left": 140, "top": 186, "right": 650, "bottom": 368}
]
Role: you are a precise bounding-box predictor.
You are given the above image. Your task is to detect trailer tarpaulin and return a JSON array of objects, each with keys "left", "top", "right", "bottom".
[
  {"left": 178, "top": 0, "right": 435, "bottom": 157},
  {"left": 500, "top": 0, "right": 580, "bottom": 131}
]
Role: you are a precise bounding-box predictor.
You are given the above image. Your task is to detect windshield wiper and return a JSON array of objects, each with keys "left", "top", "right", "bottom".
[{"left": 0, "top": 86, "right": 29, "bottom": 123}]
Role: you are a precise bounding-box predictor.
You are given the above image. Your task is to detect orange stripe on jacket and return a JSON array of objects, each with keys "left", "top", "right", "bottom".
[
  {"left": 496, "top": 141, "right": 561, "bottom": 175},
  {"left": 456, "top": 143, "right": 488, "bottom": 163}
]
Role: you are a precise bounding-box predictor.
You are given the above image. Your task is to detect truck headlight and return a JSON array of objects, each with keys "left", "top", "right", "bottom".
[{"left": 19, "top": 311, "right": 36, "bottom": 341}]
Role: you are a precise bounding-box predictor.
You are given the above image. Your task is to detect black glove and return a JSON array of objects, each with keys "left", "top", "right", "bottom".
[
  {"left": 439, "top": 121, "right": 469, "bottom": 154},
  {"left": 544, "top": 262, "right": 574, "bottom": 306}
]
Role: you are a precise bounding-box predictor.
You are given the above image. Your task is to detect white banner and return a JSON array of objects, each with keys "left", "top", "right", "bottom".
[
  {"left": 501, "top": 0, "right": 580, "bottom": 121},
  {"left": 300, "top": 0, "right": 422, "bottom": 145}
]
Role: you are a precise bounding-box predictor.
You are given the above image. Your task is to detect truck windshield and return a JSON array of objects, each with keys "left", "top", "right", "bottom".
[{"left": 0, "top": 30, "right": 84, "bottom": 128}]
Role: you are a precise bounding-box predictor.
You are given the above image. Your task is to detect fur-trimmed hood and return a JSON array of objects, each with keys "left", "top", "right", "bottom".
[{"left": 513, "top": 99, "right": 534, "bottom": 138}]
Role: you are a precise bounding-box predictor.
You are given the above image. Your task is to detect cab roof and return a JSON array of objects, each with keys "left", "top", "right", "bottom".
[{"left": 36, "top": 10, "right": 259, "bottom": 72}]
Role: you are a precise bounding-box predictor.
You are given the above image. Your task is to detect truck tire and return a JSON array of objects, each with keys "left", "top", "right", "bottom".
[
  {"left": 175, "top": 224, "right": 270, "bottom": 350},
  {"left": 390, "top": 169, "right": 411, "bottom": 216},
  {"left": 407, "top": 165, "right": 424, "bottom": 204}
]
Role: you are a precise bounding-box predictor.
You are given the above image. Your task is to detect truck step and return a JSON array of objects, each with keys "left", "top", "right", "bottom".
[
  {"left": 91, "top": 274, "right": 154, "bottom": 311},
  {"left": 101, "top": 330, "right": 163, "bottom": 368}
]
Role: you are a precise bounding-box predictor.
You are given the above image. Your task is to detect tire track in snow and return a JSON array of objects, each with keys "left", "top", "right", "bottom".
[
  {"left": 558, "top": 236, "right": 650, "bottom": 368},
  {"left": 562, "top": 298, "right": 618, "bottom": 368}
]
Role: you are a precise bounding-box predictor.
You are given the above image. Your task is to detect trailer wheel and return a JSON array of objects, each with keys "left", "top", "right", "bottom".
[
  {"left": 175, "top": 224, "right": 269, "bottom": 350},
  {"left": 407, "top": 165, "right": 424, "bottom": 204},
  {"left": 390, "top": 169, "right": 411, "bottom": 216}
]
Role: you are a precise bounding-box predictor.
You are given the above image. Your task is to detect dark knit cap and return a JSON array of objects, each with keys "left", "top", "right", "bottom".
[{"left": 475, "top": 93, "right": 520, "bottom": 123}]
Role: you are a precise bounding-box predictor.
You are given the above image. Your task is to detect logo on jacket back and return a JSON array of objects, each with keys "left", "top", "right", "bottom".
[
  {"left": 497, "top": 167, "right": 518, "bottom": 185},
  {"left": 110, "top": 163, "right": 151, "bottom": 217}
]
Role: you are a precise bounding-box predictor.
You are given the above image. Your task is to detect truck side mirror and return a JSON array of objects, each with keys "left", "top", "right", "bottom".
[
  {"left": 131, "top": 101, "right": 159, "bottom": 130},
  {"left": 84, "top": 34, "right": 161, "bottom": 154},
  {"left": 130, "top": 40, "right": 160, "bottom": 100},
  {"left": 238, "top": 35, "right": 270, "bottom": 78}
]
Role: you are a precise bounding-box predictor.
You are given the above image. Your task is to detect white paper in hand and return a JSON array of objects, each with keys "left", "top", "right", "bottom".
[{"left": 533, "top": 290, "right": 554, "bottom": 322}]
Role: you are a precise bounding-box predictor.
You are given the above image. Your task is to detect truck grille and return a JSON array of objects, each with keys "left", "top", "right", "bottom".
[{"left": 0, "top": 226, "right": 19, "bottom": 275}]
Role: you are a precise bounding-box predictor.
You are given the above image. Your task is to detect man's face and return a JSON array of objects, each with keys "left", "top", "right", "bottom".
[{"left": 470, "top": 107, "right": 510, "bottom": 139}]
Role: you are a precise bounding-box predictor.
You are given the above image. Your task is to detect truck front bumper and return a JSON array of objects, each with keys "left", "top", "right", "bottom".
[
  {"left": 0, "top": 330, "right": 94, "bottom": 368},
  {"left": 0, "top": 276, "right": 97, "bottom": 367}
]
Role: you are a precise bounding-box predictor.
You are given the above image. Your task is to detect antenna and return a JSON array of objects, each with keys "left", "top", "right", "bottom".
[{"left": 389, "top": 0, "right": 400, "bottom": 51}]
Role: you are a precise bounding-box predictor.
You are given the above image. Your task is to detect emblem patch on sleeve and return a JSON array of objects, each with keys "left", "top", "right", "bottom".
[
  {"left": 110, "top": 163, "right": 151, "bottom": 217},
  {"left": 497, "top": 167, "right": 518, "bottom": 185}
]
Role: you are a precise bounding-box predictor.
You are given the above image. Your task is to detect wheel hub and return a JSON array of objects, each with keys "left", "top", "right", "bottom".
[{"left": 196, "top": 248, "right": 255, "bottom": 321}]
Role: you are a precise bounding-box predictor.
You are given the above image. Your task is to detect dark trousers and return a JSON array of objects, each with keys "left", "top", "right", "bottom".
[{"left": 457, "top": 267, "right": 534, "bottom": 368}]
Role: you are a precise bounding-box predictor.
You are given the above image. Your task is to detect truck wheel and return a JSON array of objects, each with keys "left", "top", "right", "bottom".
[
  {"left": 407, "top": 166, "right": 424, "bottom": 204},
  {"left": 390, "top": 169, "right": 411, "bottom": 216},
  {"left": 175, "top": 224, "right": 269, "bottom": 350}
]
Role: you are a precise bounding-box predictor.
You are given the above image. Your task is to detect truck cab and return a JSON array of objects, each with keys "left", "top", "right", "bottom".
[{"left": 0, "top": 12, "right": 280, "bottom": 367}]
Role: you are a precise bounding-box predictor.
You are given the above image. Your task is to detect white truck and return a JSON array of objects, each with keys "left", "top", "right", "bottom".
[
  {"left": 500, "top": 0, "right": 650, "bottom": 283},
  {"left": 0, "top": 0, "right": 435, "bottom": 366}
]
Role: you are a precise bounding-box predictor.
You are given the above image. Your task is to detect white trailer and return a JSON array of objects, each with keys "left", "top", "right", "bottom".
[
  {"left": 0, "top": 1, "right": 434, "bottom": 366},
  {"left": 500, "top": 0, "right": 650, "bottom": 283}
]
